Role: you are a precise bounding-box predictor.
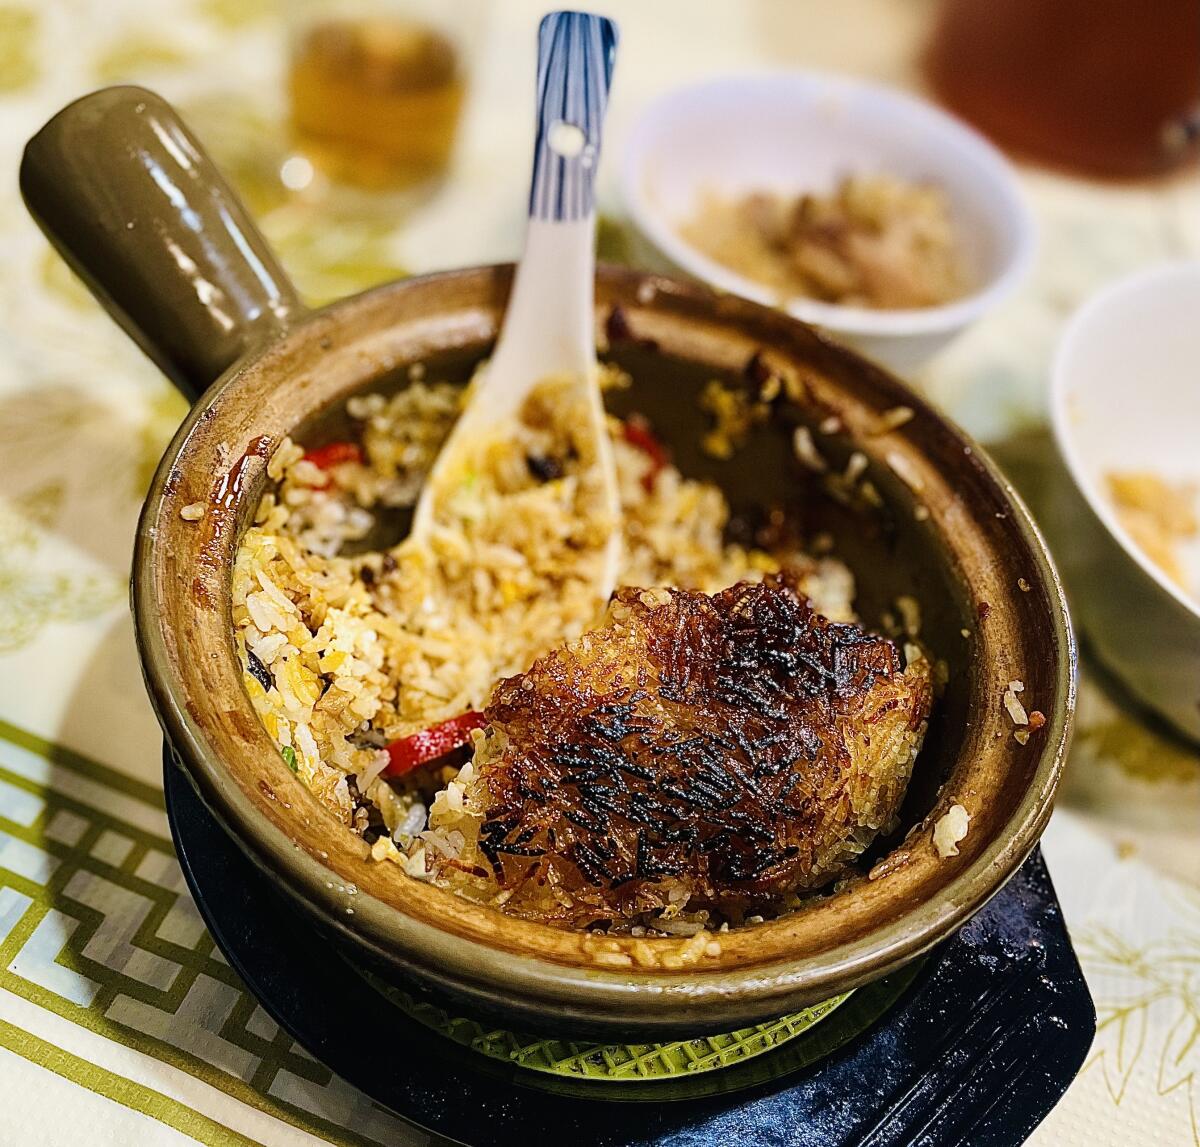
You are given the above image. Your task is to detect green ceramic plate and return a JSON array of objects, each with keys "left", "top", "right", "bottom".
[{"left": 360, "top": 969, "right": 850, "bottom": 1083}]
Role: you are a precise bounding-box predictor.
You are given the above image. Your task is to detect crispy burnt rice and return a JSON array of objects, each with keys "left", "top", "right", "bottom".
[{"left": 434, "top": 573, "right": 932, "bottom": 929}]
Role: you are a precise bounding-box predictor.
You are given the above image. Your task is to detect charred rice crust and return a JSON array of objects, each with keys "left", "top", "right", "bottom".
[{"left": 466, "top": 573, "right": 931, "bottom": 927}]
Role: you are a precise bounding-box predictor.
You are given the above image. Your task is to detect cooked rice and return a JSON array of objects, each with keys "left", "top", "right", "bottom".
[
  {"left": 679, "top": 174, "right": 965, "bottom": 310},
  {"left": 1003, "top": 680, "right": 1028, "bottom": 726},
  {"left": 1107, "top": 469, "right": 1198, "bottom": 593},
  {"left": 933, "top": 804, "right": 970, "bottom": 858},
  {"left": 233, "top": 366, "right": 857, "bottom": 843}
]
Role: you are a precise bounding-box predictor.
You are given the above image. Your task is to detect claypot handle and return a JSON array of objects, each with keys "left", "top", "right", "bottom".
[{"left": 19, "top": 85, "right": 304, "bottom": 403}]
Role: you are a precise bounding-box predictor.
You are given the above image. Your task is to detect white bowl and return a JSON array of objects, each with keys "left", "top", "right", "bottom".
[
  {"left": 620, "top": 72, "right": 1036, "bottom": 374},
  {"left": 1050, "top": 261, "right": 1200, "bottom": 742}
]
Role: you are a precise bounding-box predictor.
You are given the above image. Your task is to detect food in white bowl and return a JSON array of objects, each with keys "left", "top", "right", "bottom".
[
  {"left": 1105, "top": 471, "right": 1197, "bottom": 596},
  {"left": 621, "top": 73, "right": 1035, "bottom": 373},
  {"left": 679, "top": 174, "right": 966, "bottom": 311},
  {"left": 1050, "top": 260, "right": 1200, "bottom": 743}
]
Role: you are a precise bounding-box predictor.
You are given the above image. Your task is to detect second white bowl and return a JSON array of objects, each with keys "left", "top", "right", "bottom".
[
  {"left": 1050, "top": 261, "right": 1200, "bottom": 743},
  {"left": 621, "top": 72, "right": 1035, "bottom": 374}
]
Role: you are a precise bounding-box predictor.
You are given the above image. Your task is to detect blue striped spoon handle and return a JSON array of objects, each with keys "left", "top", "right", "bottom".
[
  {"left": 529, "top": 10, "right": 619, "bottom": 222},
  {"left": 478, "top": 8, "right": 618, "bottom": 387}
]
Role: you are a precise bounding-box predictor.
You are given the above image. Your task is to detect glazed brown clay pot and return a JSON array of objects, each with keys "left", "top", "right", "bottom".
[{"left": 21, "top": 87, "right": 1075, "bottom": 1038}]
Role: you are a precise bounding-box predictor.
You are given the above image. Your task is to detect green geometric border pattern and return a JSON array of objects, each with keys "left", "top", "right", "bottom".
[
  {"left": 369, "top": 972, "right": 849, "bottom": 1082},
  {"left": 0, "top": 718, "right": 414, "bottom": 1147}
]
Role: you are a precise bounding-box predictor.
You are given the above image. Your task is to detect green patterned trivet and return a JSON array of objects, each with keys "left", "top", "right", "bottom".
[{"left": 359, "top": 969, "right": 850, "bottom": 1083}]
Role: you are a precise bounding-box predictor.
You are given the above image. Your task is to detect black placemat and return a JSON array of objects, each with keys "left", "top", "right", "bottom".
[{"left": 164, "top": 748, "right": 1094, "bottom": 1146}]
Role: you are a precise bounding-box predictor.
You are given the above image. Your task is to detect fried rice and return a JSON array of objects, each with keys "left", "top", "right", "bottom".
[{"left": 230, "top": 363, "right": 917, "bottom": 926}]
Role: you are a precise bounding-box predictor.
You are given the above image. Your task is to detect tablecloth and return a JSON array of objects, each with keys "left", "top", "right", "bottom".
[{"left": 0, "top": 2, "right": 1197, "bottom": 1144}]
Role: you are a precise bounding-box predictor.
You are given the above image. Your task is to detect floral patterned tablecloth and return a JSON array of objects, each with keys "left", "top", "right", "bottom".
[{"left": 0, "top": 2, "right": 1197, "bottom": 1144}]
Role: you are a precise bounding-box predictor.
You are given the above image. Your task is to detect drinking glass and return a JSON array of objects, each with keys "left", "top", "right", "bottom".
[{"left": 287, "top": 0, "right": 484, "bottom": 192}]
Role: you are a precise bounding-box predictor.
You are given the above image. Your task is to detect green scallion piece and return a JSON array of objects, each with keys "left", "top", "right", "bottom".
[{"left": 281, "top": 745, "right": 298, "bottom": 772}]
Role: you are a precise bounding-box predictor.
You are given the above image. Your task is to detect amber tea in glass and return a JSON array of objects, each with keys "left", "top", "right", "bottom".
[{"left": 288, "top": 14, "right": 467, "bottom": 190}]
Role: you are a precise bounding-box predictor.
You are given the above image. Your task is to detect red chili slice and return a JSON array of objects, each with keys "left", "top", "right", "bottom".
[
  {"left": 622, "top": 417, "right": 669, "bottom": 493},
  {"left": 384, "top": 712, "right": 487, "bottom": 777},
  {"left": 304, "top": 441, "right": 364, "bottom": 471}
]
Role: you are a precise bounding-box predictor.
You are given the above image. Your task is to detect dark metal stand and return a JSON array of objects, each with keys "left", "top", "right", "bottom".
[{"left": 165, "top": 748, "right": 1094, "bottom": 1146}]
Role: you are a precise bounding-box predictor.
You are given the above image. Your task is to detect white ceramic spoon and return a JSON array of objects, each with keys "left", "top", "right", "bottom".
[{"left": 410, "top": 11, "right": 621, "bottom": 599}]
